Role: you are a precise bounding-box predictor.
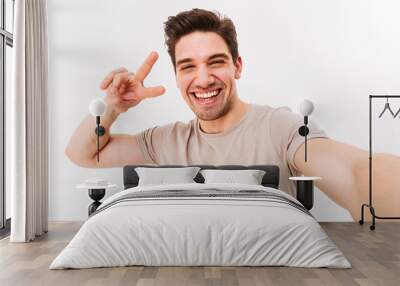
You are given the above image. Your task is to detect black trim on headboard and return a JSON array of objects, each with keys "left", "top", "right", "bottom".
[{"left": 123, "top": 165, "right": 280, "bottom": 190}]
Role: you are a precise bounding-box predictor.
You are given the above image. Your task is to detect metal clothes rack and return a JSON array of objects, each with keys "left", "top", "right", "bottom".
[{"left": 359, "top": 95, "right": 400, "bottom": 230}]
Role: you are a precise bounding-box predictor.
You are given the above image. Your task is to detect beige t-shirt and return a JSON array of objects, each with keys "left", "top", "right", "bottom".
[{"left": 135, "top": 103, "right": 328, "bottom": 197}]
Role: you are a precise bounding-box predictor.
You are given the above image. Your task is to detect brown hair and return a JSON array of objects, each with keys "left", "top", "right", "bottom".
[{"left": 164, "top": 8, "right": 239, "bottom": 70}]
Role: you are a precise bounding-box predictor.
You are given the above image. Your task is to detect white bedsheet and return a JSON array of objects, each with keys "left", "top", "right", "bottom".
[{"left": 50, "top": 183, "right": 351, "bottom": 269}]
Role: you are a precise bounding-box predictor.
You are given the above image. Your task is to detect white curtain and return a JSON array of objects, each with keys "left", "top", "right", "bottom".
[{"left": 10, "top": 0, "right": 49, "bottom": 242}]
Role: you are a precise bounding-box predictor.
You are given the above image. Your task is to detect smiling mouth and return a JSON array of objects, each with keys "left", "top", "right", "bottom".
[{"left": 189, "top": 88, "right": 223, "bottom": 106}]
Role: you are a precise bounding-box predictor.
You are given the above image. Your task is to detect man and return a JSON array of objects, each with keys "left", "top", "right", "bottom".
[{"left": 66, "top": 8, "right": 399, "bottom": 221}]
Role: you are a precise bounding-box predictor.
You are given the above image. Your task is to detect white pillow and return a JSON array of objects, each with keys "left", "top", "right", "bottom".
[
  {"left": 200, "top": 169, "right": 266, "bottom": 185},
  {"left": 135, "top": 167, "right": 201, "bottom": 186}
]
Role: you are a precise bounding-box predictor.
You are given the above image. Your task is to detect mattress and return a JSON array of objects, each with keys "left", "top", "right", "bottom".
[{"left": 50, "top": 183, "right": 351, "bottom": 269}]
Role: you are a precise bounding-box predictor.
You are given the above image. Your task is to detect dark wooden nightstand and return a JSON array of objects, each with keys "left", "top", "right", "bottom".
[
  {"left": 76, "top": 182, "right": 117, "bottom": 216},
  {"left": 289, "top": 176, "right": 321, "bottom": 210}
]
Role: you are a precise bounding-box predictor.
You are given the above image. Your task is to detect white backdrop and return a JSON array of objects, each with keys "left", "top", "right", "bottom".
[{"left": 46, "top": 0, "right": 400, "bottom": 221}]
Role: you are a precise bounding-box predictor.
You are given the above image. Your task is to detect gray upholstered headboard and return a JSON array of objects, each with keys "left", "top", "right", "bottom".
[{"left": 123, "top": 165, "right": 280, "bottom": 190}]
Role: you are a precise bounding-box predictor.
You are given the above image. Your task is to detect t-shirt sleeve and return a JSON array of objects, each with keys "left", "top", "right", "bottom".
[
  {"left": 134, "top": 123, "right": 174, "bottom": 165},
  {"left": 269, "top": 106, "right": 329, "bottom": 175}
]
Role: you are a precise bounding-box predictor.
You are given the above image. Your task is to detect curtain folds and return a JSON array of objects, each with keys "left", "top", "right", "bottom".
[{"left": 10, "top": 0, "right": 48, "bottom": 242}]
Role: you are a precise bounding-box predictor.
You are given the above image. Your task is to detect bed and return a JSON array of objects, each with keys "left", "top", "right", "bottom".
[{"left": 49, "top": 165, "right": 350, "bottom": 269}]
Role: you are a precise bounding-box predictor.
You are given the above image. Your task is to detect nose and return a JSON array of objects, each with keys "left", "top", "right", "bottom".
[{"left": 194, "top": 65, "right": 215, "bottom": 88}]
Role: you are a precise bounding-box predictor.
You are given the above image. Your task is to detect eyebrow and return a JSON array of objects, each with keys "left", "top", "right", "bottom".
[{"left": 176, "top": 53, "right": 230, "bottom": 67}]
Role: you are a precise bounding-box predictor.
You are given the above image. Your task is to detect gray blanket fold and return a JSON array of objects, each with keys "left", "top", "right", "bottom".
[{"left": 91, "top": 188, "right": 312, "bottom": 218}]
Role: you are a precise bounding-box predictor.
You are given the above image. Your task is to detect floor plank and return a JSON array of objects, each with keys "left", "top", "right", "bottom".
[{"left": 0, "top": 221, "right": 399, "bottom": 286}]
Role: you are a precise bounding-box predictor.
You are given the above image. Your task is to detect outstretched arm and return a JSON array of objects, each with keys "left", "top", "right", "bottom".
[
  {"left": 65, "top": 52, "right": 165, "bottom": 168},
  {"left": 294, "top": 138, "right": 400, "bottom": 221}
]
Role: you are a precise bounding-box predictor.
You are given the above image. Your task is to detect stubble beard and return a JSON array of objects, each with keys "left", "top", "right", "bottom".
[{"left": 194, "top": 96, "right": 232, "bottom": 121}]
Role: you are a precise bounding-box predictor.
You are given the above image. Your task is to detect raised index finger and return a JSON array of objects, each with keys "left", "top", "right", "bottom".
[{"left": 135, "top": 51, "right": 159, "bottom": 82}]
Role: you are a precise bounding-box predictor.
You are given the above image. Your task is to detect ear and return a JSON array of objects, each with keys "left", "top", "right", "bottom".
[{"left": 234, "top": 56, "right": 243, "bottom": 79}]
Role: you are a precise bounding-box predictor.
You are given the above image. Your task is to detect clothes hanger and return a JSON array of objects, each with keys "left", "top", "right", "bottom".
[
  {"left": 378, "top": 97, "right": 395, "bottom": 118},
  {"left": 394, "top": 105, "right": 400, "bottom": 118}
]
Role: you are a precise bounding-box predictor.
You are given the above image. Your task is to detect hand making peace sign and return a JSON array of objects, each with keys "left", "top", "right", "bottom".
[{"left": 100, "top": 51, "right": 166, "bottom": 114}]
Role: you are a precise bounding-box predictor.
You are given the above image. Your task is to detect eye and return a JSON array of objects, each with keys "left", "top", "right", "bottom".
[
  {"left": 181, "top": 65, "right": 195, "bottom": 70},
  {"left": 210, "top": 60, "right": 225, "bottom": 66}
]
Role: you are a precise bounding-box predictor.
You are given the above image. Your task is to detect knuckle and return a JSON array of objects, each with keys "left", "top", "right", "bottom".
[
  {"left": 111, "top": 68, "right": 127, "bottom": 79},
  {"left": 115, "top": 67, "right": 127, "bottom": 73}
]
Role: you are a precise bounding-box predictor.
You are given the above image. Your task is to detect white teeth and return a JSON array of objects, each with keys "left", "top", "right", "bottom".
[{"left": 194, "top": 90, "right": 219, "bottom": 98}]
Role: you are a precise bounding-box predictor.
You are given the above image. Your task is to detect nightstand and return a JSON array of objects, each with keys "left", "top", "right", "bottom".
[
  {"left": 289, "top": 176, "right": 321, "bottom": 210},
  {"left": 76, "top": 181, "right": 117, "bottom": 216}
]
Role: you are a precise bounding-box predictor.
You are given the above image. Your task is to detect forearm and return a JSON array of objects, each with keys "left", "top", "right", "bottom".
[
  {"left": 295, "top": 139, "right": 363, "bottom": 217},
  {"left": 65, "top": 107, "right": 119, "bottom": 165},
  {"left": 296, "top": 138, "right": 400, "bottom": 220},
  {"left": 353, "top": 153, "right": 400, "bottom": 219}
]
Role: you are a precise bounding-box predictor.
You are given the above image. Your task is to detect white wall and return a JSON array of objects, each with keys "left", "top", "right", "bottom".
[{"left": 47, "top": 0, "right": 400, "bottom": 221}]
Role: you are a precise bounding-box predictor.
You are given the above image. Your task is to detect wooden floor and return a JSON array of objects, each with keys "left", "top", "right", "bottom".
[{"left": 0, "top": 222, "right": 399, "bottom": 286}]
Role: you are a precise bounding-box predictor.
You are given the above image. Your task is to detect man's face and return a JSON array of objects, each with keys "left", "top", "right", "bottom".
[{"left": 175, "top": 31, "right": 242, "bottom": 121}]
